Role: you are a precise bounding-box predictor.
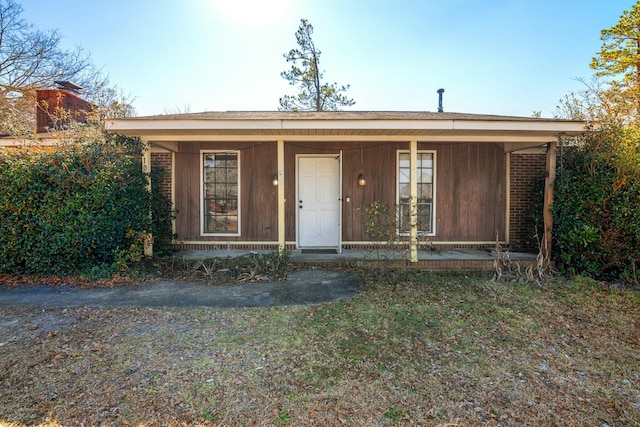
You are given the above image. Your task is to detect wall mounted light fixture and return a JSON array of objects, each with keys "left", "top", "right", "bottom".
[
  {"left": 358, "top": 174, "right": 367, "bottom": 186},
  {"left": 272, "top": 175, "right": 279, "bottom": 186}
]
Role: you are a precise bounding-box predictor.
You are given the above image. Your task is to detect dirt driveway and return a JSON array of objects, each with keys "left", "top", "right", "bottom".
[
  {"left": 0, "top": 268, "right": 362, "bottom": 371},
  {"left": 0, "top": 269, "right": 363, "bottom": 425},
  {"left": 0, "top": 269, "right": 361, "bottom": 308}
]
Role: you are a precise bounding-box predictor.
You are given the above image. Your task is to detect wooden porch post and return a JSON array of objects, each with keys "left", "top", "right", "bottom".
[
  {"left": 141, "top": 138, "right": 153, "bottom": 257},
  {"left": 277, "top": 140, "right": 286, "bottom": 254},
  {"left": 409, "top": 140, "right": 418, "bottom": 263},
  {"left": 542, "top": 141, "right": 557, "bottom": 265}
]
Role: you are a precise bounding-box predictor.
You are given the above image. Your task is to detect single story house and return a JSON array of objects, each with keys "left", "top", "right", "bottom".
[{"left": 105, "top": 111, "right": 586, "bottom": 261}]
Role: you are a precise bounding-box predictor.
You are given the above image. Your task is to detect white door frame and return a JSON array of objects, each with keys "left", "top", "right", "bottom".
[{"left": 295, "top": 153, "right": 342, "bottom": 251}]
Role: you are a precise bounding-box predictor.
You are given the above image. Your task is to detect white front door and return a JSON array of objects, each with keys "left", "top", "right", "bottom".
[{"left": 297, "top": 155, "right": 341, "bottom": 248}]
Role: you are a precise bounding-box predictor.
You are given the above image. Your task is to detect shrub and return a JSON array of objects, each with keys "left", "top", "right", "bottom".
[
  {"left": 553, "top": 125, "right": 640, "bottom": 284},
  {"left": 360, "top": 201, "right": 403, "bottom": 261},
  {"left": 149, "top": 158, "right": 176, "bottom": 256},
  {"left": 359, "top": 201, "right": 434, "bottom": 266},
  {"left": 0, "top": 136, "right": 172, "bottom": 278},
  {"left": 164, "top": 251, "right": 290, "bottom": 284}
]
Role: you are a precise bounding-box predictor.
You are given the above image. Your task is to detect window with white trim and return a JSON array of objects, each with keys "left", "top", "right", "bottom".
[
  {"left": 202, "top": 151, "right": 240, "bottom": 235},
  {"left": 397, "top": 151, "right": 435, "bottom": 235}
]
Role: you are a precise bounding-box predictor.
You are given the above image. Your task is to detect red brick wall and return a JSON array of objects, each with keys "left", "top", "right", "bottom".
[
  {"left": 510, "top": 153, "right": 545, "bottom": 252},
  {"left": 36, "top": 89, "right": 92, "bottom": 133},
  {"left": 151, "top": 152, "right": 173, "bottom": 201}
]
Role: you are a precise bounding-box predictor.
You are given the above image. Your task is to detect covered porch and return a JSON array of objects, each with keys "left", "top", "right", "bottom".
[{"left": 106, "top": 111, "right": 586, "bottom": 265}]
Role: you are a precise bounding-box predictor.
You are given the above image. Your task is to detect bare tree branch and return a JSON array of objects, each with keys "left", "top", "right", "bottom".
[{"left": 0, "top": 0, "right": 134, "bottom": 138}]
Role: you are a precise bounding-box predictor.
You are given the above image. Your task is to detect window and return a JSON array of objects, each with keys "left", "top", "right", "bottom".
[
  {"left": 397, "top": 151, "right": 435, "bottom": 235},
  {"left": 202, "top": 151, "right": 239, "bottom": 235}
]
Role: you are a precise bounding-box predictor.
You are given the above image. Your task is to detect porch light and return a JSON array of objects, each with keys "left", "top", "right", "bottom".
[
  {"left": 272, "top": 175, "right": 279, "bottom": 186},
  {"left": 358, "top": 174, "right": 367, "bottom": 186}
]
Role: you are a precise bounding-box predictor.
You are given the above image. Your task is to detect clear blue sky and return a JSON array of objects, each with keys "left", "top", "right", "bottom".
[{"left": 21, "top": 0, "right": 634, "bottom": 117}]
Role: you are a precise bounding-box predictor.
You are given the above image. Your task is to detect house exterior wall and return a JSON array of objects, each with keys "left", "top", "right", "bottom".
[
  {"left": 171, "top": 140, "right": 507, "bottom": 248},
  {"left": 509, "top": 152, "right": 546, "bottom": 252},
  {"left": 431, "top": 142, "right": 506, "bottom": 242},
  {"left": 151, "top": 152, "right": 172, "bottom": 200},
  {"left": 36, "top": 89, "right": 91, "bottom": 133},
  {"left": 173, "top": 141, "right": 279, "bottom": 243},
  {"left": 285, "top": 141, "right": 505, "bottom": 243}
]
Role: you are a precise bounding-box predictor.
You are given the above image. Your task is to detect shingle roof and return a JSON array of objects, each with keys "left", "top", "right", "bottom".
[{"left": 129, "top": 110, "right": 578, "bottom": 122}]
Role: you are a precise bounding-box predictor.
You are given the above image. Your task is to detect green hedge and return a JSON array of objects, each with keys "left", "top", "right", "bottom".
[
  {"left": 554, "top": 126, "right": 640, "bottom": 283},
  {"left": 0, "top": 136, "right": 173, "bottom": 278}
]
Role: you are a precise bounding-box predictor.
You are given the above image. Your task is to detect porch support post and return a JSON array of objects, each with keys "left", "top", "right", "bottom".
[
  {"left": 141, "top": 138, "right": 153, "bottom": 257},
  {"left": 409, "top": 140, "right": 418, "bottom": 263},
  {"left": 542, "top": 141, "right": 557, "bottom": 266},
  {"left": 277, "top": 140, "right": 286, "bottom": 254}
]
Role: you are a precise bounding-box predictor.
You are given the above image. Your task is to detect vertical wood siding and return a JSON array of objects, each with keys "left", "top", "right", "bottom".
[
  {"left": 433, "top": 143, "right": 506, "bottom": 241},
  {"left": 174, "top": 141, "right": 278, "bottom": 242},
  {"left": 172, "top": 141, "right": 506, "bottom": 244}
]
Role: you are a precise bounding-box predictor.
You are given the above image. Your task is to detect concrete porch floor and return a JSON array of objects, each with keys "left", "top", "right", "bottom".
[{"left": 174, "top": 248, "right": 539, "bottom": 271}]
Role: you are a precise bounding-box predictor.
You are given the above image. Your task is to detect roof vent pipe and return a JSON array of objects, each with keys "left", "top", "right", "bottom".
[{"left": 437, "top": 88, "right": 445, "bottom": 113}]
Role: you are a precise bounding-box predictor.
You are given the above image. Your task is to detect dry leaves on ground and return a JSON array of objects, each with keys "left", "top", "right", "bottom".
[{"left": 0, "top": 272, "right": 638, "bottom": 426}]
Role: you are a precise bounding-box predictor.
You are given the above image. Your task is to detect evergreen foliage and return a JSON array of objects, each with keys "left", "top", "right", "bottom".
[
  {"left": 553, "top": 126, "right": 640, "bottom": 284},
  {"left": 0, "top": 136, "right": 173, "bottom": 278},
  {"left": 553, "top": 2, "right": 640, "bottom": 285},
  {"left": 591, "top": 2, "right": 640, "bottom": 86},
  {"left": 589, "top": 2, "right": 640, "bottom": 124}
]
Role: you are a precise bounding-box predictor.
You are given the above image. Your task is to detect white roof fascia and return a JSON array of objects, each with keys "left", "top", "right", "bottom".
[
  {"left": 138, "top": 134, "right": 574, "bottom": 144},
  {"left": 451, "top": 120, "right": 586, "bottom": 133},
  {"left": 106, "top": 118, "right": 586, "bottom": 134}
]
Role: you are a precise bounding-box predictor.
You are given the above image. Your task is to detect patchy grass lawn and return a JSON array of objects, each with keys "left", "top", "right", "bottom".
[{"left": 0, "top": 271, "right": 638, "bottom": 426}]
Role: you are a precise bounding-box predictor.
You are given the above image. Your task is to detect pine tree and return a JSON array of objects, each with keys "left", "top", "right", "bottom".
[
  {"left": 591, "top": 1, "right": 640, "bottom": 120},
  {"left": 279, "top": 19, "right": 355, "bottom": 112}
]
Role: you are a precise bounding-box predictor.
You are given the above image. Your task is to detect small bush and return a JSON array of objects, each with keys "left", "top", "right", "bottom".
[
  {"left": 164, "top": 251, "right": 290, "bottom": 284},
  {"left": 359, "top": 200, "right": 433, "bottom": 264},
  {"left": 360, "top": 201, "right": 404, "bottom": 261}
]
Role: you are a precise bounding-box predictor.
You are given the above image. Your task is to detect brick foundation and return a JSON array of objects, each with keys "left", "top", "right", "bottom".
[{"left": 172, "top": 243, "right": 288, "bottom": 251}]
